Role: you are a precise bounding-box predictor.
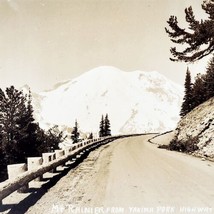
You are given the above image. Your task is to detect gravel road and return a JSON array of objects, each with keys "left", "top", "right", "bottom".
[{"left": 2, "top": 135, "right": 214, "bottom": 214}]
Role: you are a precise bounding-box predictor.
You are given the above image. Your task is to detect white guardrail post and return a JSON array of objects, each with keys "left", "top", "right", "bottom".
[
  {"left": 42, "top": 152, "right": 56, "bottom": 173},
  {"left": 27, "top": 157, "right": 43, "bottom": 181},
  {"left": 64, "top": 147, "right": 72, "bottom": 155},
  {"left": 55, "top": 150, "right": 65, "bottom": 169},
  {"left": 64, "top": 147, "right": 73, "bottom": 165},
  {"left": 55, "top": 150, "right": 64, "bottom": 159},
  {"left": 7, "top": 163, "right": 29, "bottom": 193}
]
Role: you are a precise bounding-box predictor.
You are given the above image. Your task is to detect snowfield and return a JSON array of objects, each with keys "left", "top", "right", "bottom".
[
  {"left": 30, "top": 66, "right": 183, "bottom": 135},
  {"left": 2, "top": 135, "right": 214, "bottom": 214}
]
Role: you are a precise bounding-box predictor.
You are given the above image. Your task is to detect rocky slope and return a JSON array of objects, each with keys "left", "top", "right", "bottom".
[{"left": 174, "top": 97, "right": 214, "bottom": 159}]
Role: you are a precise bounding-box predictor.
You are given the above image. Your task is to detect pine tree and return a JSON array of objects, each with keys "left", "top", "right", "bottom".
[
  {"left": 0, "top": 86, "right": 37, "bottom": 180},
  {"left": 0, "top": 129, "right": 6, "bottom": 181},
  {"left": 104, "top": 114, "right": 111, "bottom": 136},
  {"left": 88, "top": 132, "right": 93, "bottom": 139},
  {"left": 180, "top": 68, "right": 193, "bottom": 117},
  {"left": 192, "top": 74, "right": 207, "bottom": 109},
  {"left": 33, "top": 125, "right": 59, "bottom": 155},
  {"left": 31, "top": 124, "right": 46, "bottom": 155},
  {"left": 204, "top": 55, "right": 214, "bottom": 99},
  {"left": 165, "top": 1, "right": 214, "bottom": 62},
  {"left": 0, "top": 86, "right": 64, "bottom": 181},
  {"left": 0, "top": 86, "right": 28, "bottom": 164},
  {"left": 99, "top": 115, "right": 105, "bottom": 137},
  {"left": 17, "top": 90, "right": 38, "bottom": 159},
  {"left": 71, "top": 120, "right": 80, "bottom": 143},
  {"left": 44, "top": 126, "right": 62, "bottom": 152}
]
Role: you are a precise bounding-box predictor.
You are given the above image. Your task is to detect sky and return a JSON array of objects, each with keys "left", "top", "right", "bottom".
[{"left": 0, "top": 0, "right": 211, "bottom": 92}]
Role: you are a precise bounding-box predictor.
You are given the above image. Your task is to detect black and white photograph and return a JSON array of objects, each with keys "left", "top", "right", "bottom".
[{"left": 0, "top": 0, "right": 213, "bottom": 213}]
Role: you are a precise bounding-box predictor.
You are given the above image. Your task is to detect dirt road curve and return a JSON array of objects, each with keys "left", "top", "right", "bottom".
[{"left": 3, "top": 136, "right": 214, "bottom": 214}]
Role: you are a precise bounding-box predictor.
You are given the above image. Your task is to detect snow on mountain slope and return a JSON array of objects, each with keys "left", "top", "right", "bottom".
[{"left": 34, "top": 66, "right": 183, "bottom": 135}]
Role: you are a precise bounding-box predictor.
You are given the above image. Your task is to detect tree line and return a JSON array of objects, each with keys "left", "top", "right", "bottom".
[
  {"left": 70, "top": 114, "right": 112, "bottom": 143},
  {"left": 180, "top": 59, "right": 214, "bottom": 117},
  {"left": 0, "top": 86, "right": 64, "bottom": 182},
  {"left": 0, "top": 86, "right": 112, "bottom": 182},
  {"left": 99, "top": 114, "right": 111, "bottom": 137},
  {"left": 165, "top": 0, "right": 214, "bottom": 117},
  {"left": 165, "top": 0, "right": 214, "bottom": 152}
]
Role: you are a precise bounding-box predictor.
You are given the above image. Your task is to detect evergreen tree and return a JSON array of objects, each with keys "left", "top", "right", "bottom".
[
  {"left": 192, "top": 74, "right": 207, "bottom": 109},
  {"left": 17, "top": 90, "right": 38, "bottom": 159},
  {"left": 0, "top": 130, "right": 6, "bottom": 182},
  {"left": 0, "top": 86, "right": 65, "bottom": 181},
  {"left": 0, "top": 86, "right": 28, "bottom": 164},
  {"left": 43, "top": 126, "right": 62, "bottom": 152},
  {"left": 71, "top": 120, "right": 80, "bottom": 143},
  {"left": 104, "top": 114, "right": 111, "bottom": 136},
  {"left": 165, "top": 1, "right": 214, "bottom": 62},
  {"left": 31, "top": 124, "right": 46, "bottom": 155},
  {"left": 204, "top": 55, "right": 214, "bottom": 99},
  {"left": 0, "top": 86, "right": 37, "bottom": 180},
  {"left": 33, "top": 124, "right": 62, "bottom": 155},
  {"left": 88, "top": 132, "right": 93, "bottom": 139},
  {"left": 180, "top": 68, "right": 193, "bottom": 117},
  {"left": 99, "top": 115, "right": 105, "bottom": 137}
]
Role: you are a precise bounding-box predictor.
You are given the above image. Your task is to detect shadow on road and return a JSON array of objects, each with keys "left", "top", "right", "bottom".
[{"left": 0, "top": 151, "right": 90, "bottom": 214}]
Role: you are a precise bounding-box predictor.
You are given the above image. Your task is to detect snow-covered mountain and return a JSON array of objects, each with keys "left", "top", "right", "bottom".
[{"left": 32, "top": 66, "right": 184, "bottom": 135}]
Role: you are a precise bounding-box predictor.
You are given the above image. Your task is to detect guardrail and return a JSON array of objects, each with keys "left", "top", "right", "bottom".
[{"left": 0, "top": 134, "right": 143, "bottom": 204}]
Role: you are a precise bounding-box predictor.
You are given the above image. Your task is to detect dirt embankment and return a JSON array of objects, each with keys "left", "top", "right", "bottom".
[{"left": 174, "top": 97, "right": 214, "bottom": 159}]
